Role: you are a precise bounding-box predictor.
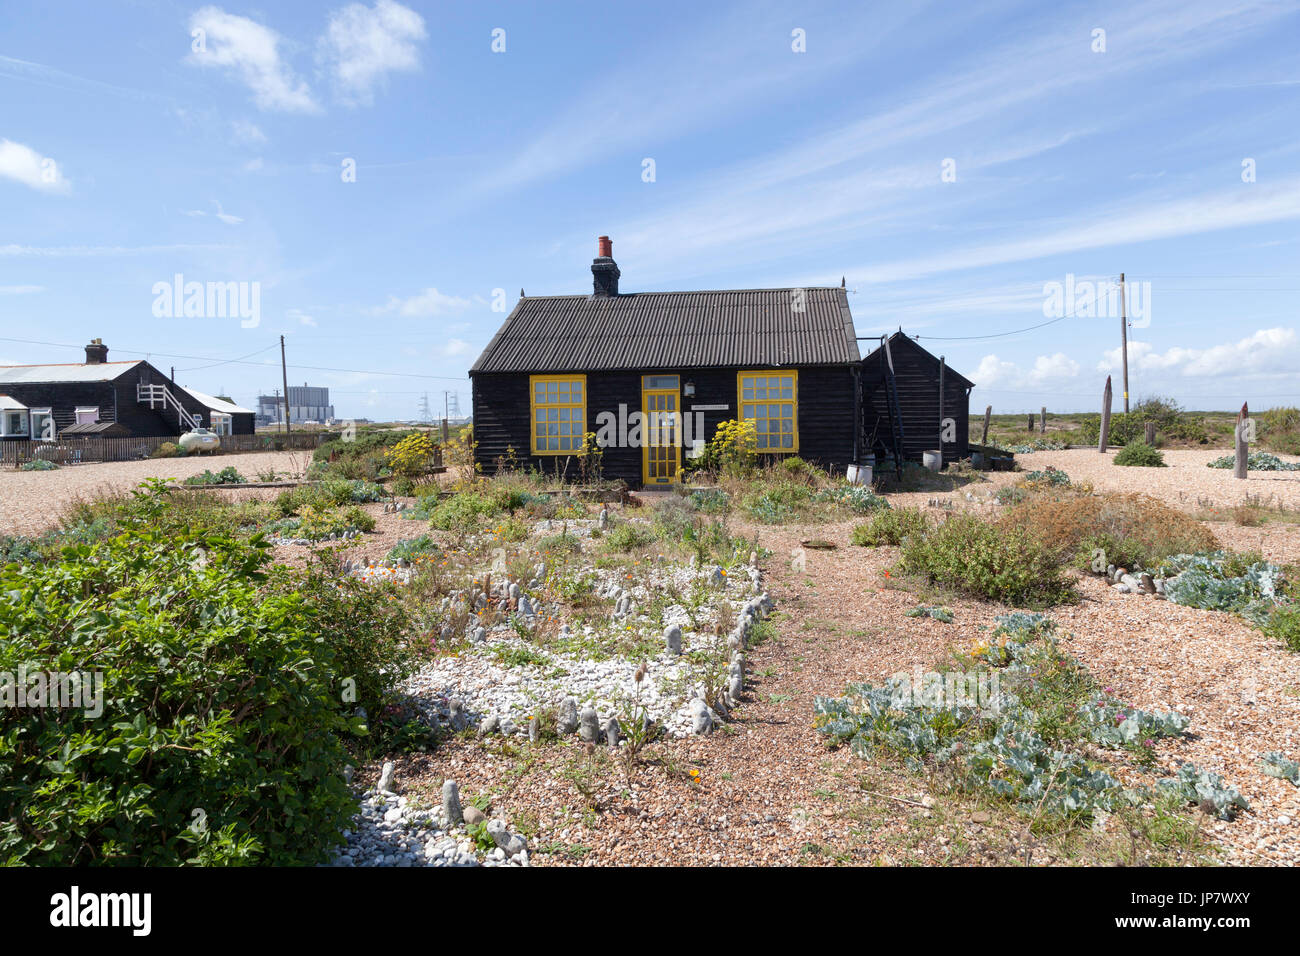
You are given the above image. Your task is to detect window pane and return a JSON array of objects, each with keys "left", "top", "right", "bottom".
[
  {"left": 782, "top": 434, "right": 794, "bottom": 448},
  {"left": 742, "top": 406, "right": 755, "bottom": 418},
  {"left": 572, "top": 383, "right": 582, "bottom": 401}
]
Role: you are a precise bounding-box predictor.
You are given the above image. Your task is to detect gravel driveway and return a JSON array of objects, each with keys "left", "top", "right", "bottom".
[{"left": 0, "top": 450, "right": 308, "bottom": 536}]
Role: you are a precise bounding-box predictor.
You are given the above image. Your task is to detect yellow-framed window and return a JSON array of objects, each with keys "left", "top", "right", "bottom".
[
  {"left": 530, "top": 374, "right": 587, "bottom": 454},
  {"left": 737, "top": 370, "right": 798, "bottom": 452}
]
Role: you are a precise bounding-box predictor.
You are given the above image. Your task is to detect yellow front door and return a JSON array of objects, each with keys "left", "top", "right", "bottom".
[{"left": 641, "top": 375, "right": 681, "bottom": 485}]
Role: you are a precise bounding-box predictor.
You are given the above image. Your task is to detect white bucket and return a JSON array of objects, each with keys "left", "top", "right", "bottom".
[
  {"left": 922, "top": 450, "right": 943, "bottom": 472},
  {"left": 847, "top": 463, "right": 873, "bottom": 485}
]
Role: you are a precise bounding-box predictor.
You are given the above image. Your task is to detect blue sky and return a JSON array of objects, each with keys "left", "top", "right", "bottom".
[{"left": 1, "top": 0, "right": 1298, "bottom": 419}]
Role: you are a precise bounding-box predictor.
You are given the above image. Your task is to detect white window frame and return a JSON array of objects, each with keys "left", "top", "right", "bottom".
[
  {"left": 2, "top": 409, "right": 28, "bottom": 437},
  {"left": 29, "top": 408, "right": 56, "bottom": 441},
  {"left": 74, "top": 406, "right": 99, "bottom": 425},
  {"left": 210, "top": 412, "right": 233, "bottom": 436}
]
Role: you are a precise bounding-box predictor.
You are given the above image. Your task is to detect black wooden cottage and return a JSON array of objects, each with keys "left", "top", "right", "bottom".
[
  {"left": 0, "top": 339, "right": 255, "bottom": 441},
  {"left": 469, "top": 238, "right": 972, "bottom": 486}
]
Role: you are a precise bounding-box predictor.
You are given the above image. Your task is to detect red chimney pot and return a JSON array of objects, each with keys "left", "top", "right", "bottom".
[{"left": 597, "top": 235, "right": 612, "bottom": 258}]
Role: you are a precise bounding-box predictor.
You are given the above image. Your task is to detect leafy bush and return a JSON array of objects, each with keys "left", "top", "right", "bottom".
[
  {"left": 428, "top": 492, "right": 501, "bottom": 534},
  {"left": 183, "top": 465, "right": 247, "bottom": 486},
  {"left": 1023, "top": 467, "right": 1069, "bottom": 487},
  {"left": 1258, "top": 407, "right": 1300, "bottom": 456},
  {"left": 999, "top": 491, "right": 1217, "bottom": 570},
  {"left": 686, "top": 488, "right": 730, "bottom": 514},
  {"left": 1206, "top": 451, "right": 1300, "bottom": 471},
  {"left": 1158, "top": 764, "right": 1249, "bottom": 820},
  {"left": 851, "top": 506, "right": 929, "bottom": 547},
  {"left": 19, "top": 459, "right": 58, "bottom": 471},
  {"left": 1113, "top": 442, "right": 1165, "bottom": 467},
  {"left": 0, "top": 506, "right": 367, "bottom": 865},
  {"left": 149, "top": 442, "right": 181, "bottom": 459},
  {"left": 1263, "top": 604, "right": 1300, "bottom": 653},
  {"left": 815, "top": 611, "right": 1198, "bottom": 822},
  {"left": 385, "top": 535, "right": 441, "bottom": 564},
  {"left": 697, "top": 419, "right": 757, "bottom": 474},
  {"left": 386, "top": 432, "right": 436, "bottom": 479},
  {"left": 320, "top": 478, "right": 386, "bottom": 504},
  {"left": 899, "top": 514, "right": 1074, "bottom": 607},
  {"left": 814, "top": 484, "right": 890, "bottom": 514},
  {"left": 603, "top": 522, "right": 656, "bottom": 552},
  {"left": 906, "top": 605, "right": 953, "bottom": 622},
  {"left": 1159, "top": 551, "right": 1285, "bottom": 623}
]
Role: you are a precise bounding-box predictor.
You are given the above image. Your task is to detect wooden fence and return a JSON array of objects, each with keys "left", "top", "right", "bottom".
[{"left": 1, "top": 431, "right": 325, "bottom": 468}]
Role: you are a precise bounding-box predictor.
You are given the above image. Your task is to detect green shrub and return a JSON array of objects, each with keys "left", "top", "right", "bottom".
[
  {"left": 1206, "top": 451, "right": 1300, "bottom": 471},
  {"left": 815, "top": 484, "right": 890, "bottom": 514},
  {"left": 1113, "top": 442, "right": 1165, "bottom": 467},
  {"left": 852, "top": 506, "right": 929, "bottom": 547},
  {"left": 428, "top": 491, "right": 500, "bottom": 533},
  {"left": 149, "top": 442, "right": 180, "bottom": 459},
  {"left": 900, "top": 514, "right": 1074, "bottom": 607},
  {"left": 0, "top": 507, "right": 366, "bottom": 865},
  {"left": 1263, "top": 605, "right": 1300, "bottom": 653},
  {"left": 603, "top": 522, "right": 655, "bottom": 552},
  {"left": 183, "top": 465, "right": 247, "bottom": 486},
  {"left": 19, "top": 459, "right": 58, "bottom": 471},
  {"left": 342, "top": 506, "right": 376, "bottom": 533},
  {"left": 386, "top": 535, "right": 441, "bottom": 564}
]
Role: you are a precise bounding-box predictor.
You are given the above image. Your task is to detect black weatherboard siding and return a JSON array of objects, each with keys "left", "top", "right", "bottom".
[
  {"left": 0, "top": 345, "right": 256, "bottom": 439},
  {"left": 469, "top": 239, "right": 972, "bottom": 485},
  {"left": 859, "top": 333, "right": 973, "bottom": 464},
  {"left": 472, "top": 364, "right": 859, "bottom": 484}
]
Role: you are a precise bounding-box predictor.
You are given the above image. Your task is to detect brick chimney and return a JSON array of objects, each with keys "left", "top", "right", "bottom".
[
  {"left": 591, "top": 235, "right": 620, "bottom": 297},
  {"left": 85, "top": 338, "right": 108, "bottom": 364}
]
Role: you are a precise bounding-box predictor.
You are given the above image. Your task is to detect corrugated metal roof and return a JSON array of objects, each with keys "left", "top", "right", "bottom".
[
  {"left": 0, "top": 360, "right": 141, "bottom": 384},
  {"left": 471, "top": 287, "right": 861, "bottom": 373},
  {"left": 181, "top": 386, "right": 254, "bottom": 415}
]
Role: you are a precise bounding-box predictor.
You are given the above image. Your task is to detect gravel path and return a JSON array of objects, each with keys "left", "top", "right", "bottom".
[
  {"left": 1001, "top": 447, "right": 1300, "bottom": 510},
  {"left": 0, "top": 451, "right": 308, "bottom": 536}
]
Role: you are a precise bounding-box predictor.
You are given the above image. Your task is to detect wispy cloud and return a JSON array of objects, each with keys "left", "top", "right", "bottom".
[
  {"left": 853, "top": 179, "right": 1300, "bottom": 284},
  {"left": 188, "top": 7, "right": 318, "bottom": 113},
  {"left": 0, "top": 243, "right": 229, "bottom": 257},
  {"left": 0, "top": 138, "right": 69, "bottom": 193},
  {"left": 319, "top": 0, "right": 426, "bottom": 106},
  {"left": 0, "top": 284, "right": 43, "bottom": 294},
  {"left": 369, "top": 287, "right": 472, "bottom": 317}
]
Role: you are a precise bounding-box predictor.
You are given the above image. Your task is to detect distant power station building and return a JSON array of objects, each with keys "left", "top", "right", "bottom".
[{"left": 256, "top": 384, "right": 335, "bottom": 426}]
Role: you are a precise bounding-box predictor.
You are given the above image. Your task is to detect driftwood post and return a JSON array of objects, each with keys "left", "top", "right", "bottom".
[
  {"left": 981, "top": 405, "right": 992, "bottom": 446},
  {"left": 1027, "top": 414, "right": 1034, "bottom": 432},
  {"left": 1039, "top": 406, "right": 1047, "bottom": 434},
  {"left": 1144, "top": 421, "right": 1156, "bottom": 445},
  {"left": 1235, "top": 402, "right": 1249, "bottom": 479},
  {"left": 1099, "top": 376, "right": 1113, "bottom": 453}
]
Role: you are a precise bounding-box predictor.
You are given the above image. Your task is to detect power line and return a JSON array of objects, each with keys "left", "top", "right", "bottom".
[
  {"left": 175, "top": 343, "right": 279, "bottom": 372},
  {"left": 0, "top": 335, "right": 468, "bottom": 382}
]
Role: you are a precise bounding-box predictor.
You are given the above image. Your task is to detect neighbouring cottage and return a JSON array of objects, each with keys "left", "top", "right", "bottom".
[
  {"left": 0, "top": 339, "right": 255, "bottom": 441},
  {"left": 469, "top": 237, "right": 973, "bottom": 486}
]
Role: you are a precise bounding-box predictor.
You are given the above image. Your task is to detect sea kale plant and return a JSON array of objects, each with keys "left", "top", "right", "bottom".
[{"left": 814, "top": 612, "right": 1206, "bottom": 823}]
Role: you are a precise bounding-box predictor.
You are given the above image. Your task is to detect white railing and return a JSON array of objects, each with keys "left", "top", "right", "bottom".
[{"left": 137, "top": 383, "right": 201, "bottom": 431}]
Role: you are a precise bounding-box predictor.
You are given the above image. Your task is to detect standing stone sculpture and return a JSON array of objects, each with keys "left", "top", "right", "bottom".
[
  {"left": 578, "top": 706, "right": 600, "bottom": 743},
  {"left": 557, "top": 697, "right": 579, "bottom": 735},
  {"left": 442, "top": 780, "right": 463, "bottom": 826}
]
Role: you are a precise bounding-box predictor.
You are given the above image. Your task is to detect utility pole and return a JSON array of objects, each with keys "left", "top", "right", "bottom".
[
  {"left": 1119, "top": 273, "right": 1130, "bottom": 413},
  {"left": 280, "top": 335, "right": 292, "bottom": 437}
]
